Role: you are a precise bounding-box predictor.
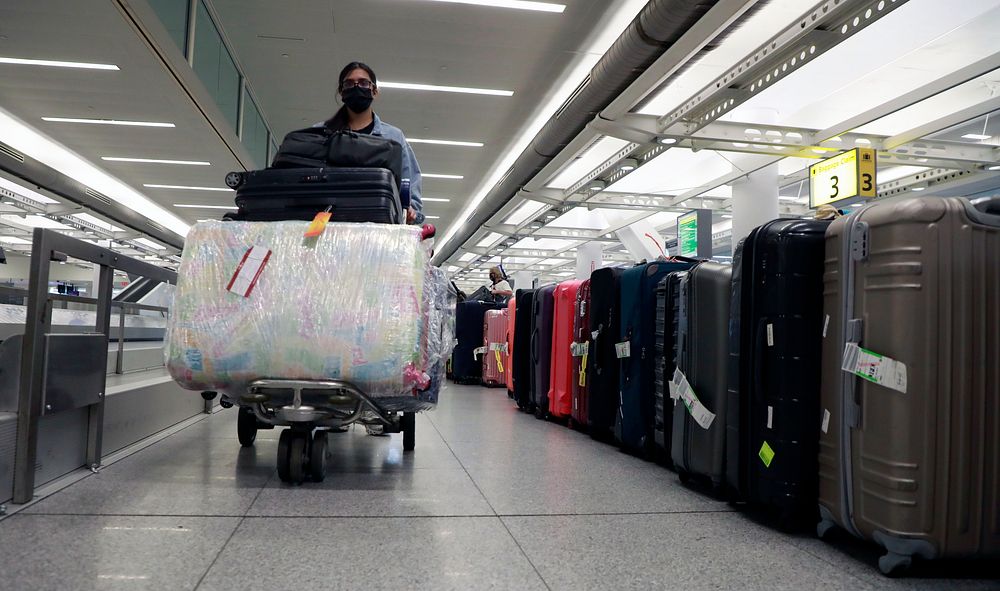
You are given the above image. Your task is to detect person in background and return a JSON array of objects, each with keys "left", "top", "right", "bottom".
[
  {"left": 322, "top": 61, "right": 423, "bottom": 224},
  {"left": 489, "top": 266, "right": 513, "bottom": 298}
]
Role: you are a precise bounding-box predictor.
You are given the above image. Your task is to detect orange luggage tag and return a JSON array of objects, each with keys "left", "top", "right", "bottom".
[{"left": 304, "top": 207, "right": 332, "bottom": 238}]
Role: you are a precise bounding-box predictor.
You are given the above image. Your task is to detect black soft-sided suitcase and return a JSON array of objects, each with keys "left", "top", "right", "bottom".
[
  {"left": 586, "top": 267, "right": 624, "bottom": 441},
  {"left": 530, "top": 285, "right": 556, "bottom": 417},
  {"left": 654, "top": 272, "right": 686, "bottom": 465},
  {"left": 671, "top": 261, "right": 732, "bottom": 490},
  {"left": 618, "top": 260, "right": 695, "bottom": 456},
  {"left": 725, "top": 219, "right": 828, "bottom": 526},
  {"left": 512, "top": 289, "right": 535, "bottom": 410},
  {"left": 231, "top": 167, "right": 403, "bottom": 224},
  {"left": 452, "top": 301, "right": 495, "bottom": 384}
]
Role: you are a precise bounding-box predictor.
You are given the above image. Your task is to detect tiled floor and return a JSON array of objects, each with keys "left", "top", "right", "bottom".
[{"left": 1, "top": 383, "right": 996, "bottom": 590}]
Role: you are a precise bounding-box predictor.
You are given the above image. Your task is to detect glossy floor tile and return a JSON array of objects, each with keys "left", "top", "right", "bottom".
[{"left": 1, "top": 382, "right": 996, "bottom": 589}]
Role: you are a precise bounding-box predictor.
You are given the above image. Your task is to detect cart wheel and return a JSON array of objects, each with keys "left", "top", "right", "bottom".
[
  {"left": 402, "top": 412, "right": 416, "bottom": 452},
  {"left": 237, "top": 407, "right": 258, "bottom": 447},
  {"left": 309, "top": 431, "right": 328, "bottom": 482},
  {"left": 277, "top": 429, "right": 293, "bottom": 482},
  {"left": 878, "top": 552, "right": 912, "bottom": 577},
  {"left": 288, "top": 432, "right": 308, "bottom": 485}
]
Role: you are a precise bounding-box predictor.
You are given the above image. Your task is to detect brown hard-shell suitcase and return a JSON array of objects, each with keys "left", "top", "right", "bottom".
[{"left": 817, "top": 196, "right": 1000, "bottom": 575}]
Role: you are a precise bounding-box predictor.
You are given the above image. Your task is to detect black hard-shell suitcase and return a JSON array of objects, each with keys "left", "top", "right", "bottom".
[
  {"left": 725, "top": 219, "right": 828, "bottom": 525},
  {"left": 586, "top": 267, "right": 624, "bottom": 441},
  {"left": 230, "top": 167, "right": 403, "bottom": 224},
  {"left": 653, "top": 272, "right": 685, "bottom": 465},
  {"left": 618, "top": 260, "right": 695, "bottom": 456},
  {"left": 452, "top": 301, "right": 496, "bottom": 384},
  {"left": 512, "top": 289, "right": 535, "bottom": 410},
  {"left": 530, "top": 285, "right": 556, "bottom": 417},
  {"left": 671, "top": 262, "right": 732, "bottom": 490}
]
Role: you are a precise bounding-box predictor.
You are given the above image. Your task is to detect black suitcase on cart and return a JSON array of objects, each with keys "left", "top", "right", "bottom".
[
  {"left": 654, "top": 271, "right": 687, "bottom": 465},
  {"left": 671, "top": 262, "right": 732, "bottom": 490},
  {"left": 725, "top": 219, "right": 828, "bottom": 525},
  {"left": 453, "top": 301, "right": 496, "bottom": 384},
  {"left": 530, "top": 285, "right": 556, "bottom": 417},
  {"left": 227, "top": 167, "right": 403, "bottom": 224},
  {"left": 512, "top": 289, "right": 535, "bottom": 410},
  {"left": 587, "top": 267, "right": 624, "bottom": 441}
]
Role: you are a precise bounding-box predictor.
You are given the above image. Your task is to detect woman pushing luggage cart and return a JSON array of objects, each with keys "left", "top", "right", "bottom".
[{"left": 165, "top": 62, "right": 454, "bottom": 485}]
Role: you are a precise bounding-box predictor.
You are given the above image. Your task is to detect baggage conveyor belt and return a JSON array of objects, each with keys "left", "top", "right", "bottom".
[{"left": 0, "top": 383, "right": 992, "bottom": 589}]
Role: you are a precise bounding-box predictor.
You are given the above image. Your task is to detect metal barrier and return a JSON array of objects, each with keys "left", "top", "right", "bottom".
[{"left": 12, "top": 228, "right": 177, "bottom": 504}]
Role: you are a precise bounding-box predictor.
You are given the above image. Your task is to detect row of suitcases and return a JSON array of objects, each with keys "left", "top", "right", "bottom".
[{"left": 454, "top": 196, "right": 1000, "bottom": 576}]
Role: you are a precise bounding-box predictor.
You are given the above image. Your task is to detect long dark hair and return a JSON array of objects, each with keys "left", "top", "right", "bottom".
[{"left": 324, "top": 61, "right": 377, "bottom": 130}]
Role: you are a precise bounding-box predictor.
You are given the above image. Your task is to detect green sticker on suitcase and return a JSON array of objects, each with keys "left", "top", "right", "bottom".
[{"left": 759, "top": 441, "right": 775, "bottom": 468}]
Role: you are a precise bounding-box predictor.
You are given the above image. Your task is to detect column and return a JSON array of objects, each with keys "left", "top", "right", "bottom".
[{"left": 575, "top": 242, "right": 603, "bottom": 280}]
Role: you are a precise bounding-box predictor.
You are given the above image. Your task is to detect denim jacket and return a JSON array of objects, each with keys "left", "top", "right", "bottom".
[{"left": 314, "top": 113, "right": 423, "bottom": 219}]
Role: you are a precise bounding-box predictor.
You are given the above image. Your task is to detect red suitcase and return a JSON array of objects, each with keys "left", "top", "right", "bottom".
[
  {"left": 482, "top": 308, "right": 508, "bottom": 387},
  {"left": 505, "top": 297, "right": 516, "bottom": 394},
  {"left": 570, "top": 279, "right": 592, "bottom": 430},
  {"left": 549, "top": 280, "right": 584, "bottom": 420}
]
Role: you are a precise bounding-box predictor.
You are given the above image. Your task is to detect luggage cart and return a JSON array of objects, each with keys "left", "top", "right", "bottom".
[{"left": 228, "top": 379, "right": 427, "bottom": 484}]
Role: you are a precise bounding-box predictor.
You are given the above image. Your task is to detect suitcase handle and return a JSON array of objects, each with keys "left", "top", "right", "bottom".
[{"left": 967, "top": 196, "right": 1000, "bottom": 225}]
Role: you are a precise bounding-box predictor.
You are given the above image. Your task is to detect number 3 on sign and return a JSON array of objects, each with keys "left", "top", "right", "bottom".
[
  {"left": 830, "top": 175, "right": 839, "bottom": 198},
  {"left": 861, "top": 173, "right": 873, "bottom": 192}
]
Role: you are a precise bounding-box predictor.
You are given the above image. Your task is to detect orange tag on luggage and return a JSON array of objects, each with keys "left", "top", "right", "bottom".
[{"left": 304, "top": 211, "right": 332, "bottom": 238}]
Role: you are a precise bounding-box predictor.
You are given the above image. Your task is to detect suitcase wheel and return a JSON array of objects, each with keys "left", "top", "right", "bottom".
[
  {"left": 816, "top": 518, "right": 836, "bottom": 540},
  {"left": 878, "top": 552, "right": 913, "bottom": 577},
  {"left": 402, "top": 411, "right": 416, "bottom": 452}
]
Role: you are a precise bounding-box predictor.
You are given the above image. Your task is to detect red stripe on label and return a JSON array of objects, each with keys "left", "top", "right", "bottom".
[
  {"left": 243, "top": 250, "right": 271, "bottom": 297},
  {"left": 226, "top": 248, "right": 254, "bottom": 292}
]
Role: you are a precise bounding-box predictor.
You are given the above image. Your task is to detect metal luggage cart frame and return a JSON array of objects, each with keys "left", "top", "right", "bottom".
[{"left": 220, "top": 378, "right": 419, "bottom": 484}]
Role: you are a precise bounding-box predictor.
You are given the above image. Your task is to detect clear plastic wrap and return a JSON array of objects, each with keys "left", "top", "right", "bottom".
[
  {"left": 167, "top": 220, "right": 437, "bottom": 401},
  {"left": 414, "top": 267, "right": 457, "bottom": 404}
]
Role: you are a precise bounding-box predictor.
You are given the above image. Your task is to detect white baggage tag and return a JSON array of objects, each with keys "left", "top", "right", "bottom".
[
  {"left": 841, "top": 342, "right": 907, "bottom": 393},
  {"left": 821, "top": 408, "right": 831, "bottom": 434},
  {"left": 488, "top": 342, "right": 504, "bottom": 352},
  {"left": 571, "top": 342, "right": 589, "bottom": 357},
  {"left": 766, "top": 323, "right": 774, "bottom": 347},
  {"left": 591, "top": 330, "right": 600, "bottom": 341},
  {"left": 227, "top": 245, "right": 271, "bottom": 298},
  {"left": 615, "top": 341, "right": 631, "bottom": 358},
  {"left": 767, "top": 405, "right": 773, "bottom": 429},
  {"left": 822, "top": 314, "right": 830, "bottom": 338},
  {"left": 670, "top": 368, "right": 715, "bottom": 430}
]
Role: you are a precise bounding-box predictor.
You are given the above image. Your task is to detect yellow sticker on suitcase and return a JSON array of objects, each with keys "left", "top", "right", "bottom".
[{"left": 759, "top": 441, "right": 775, "bottom": 468}]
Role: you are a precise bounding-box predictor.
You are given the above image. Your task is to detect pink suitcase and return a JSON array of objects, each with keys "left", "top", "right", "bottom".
[
  {"left": 549, "top": 280, "right": 584, "bottom": 420},
  {"left": 482, "top": 308, "right": 508, "bottom": 387}
]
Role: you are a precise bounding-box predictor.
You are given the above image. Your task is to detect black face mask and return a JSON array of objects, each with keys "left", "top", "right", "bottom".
[{"left": 342, "top": 86, "right": 373, "bottom": 113}]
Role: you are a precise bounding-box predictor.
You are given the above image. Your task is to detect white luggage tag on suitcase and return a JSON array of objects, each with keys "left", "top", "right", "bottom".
[
  {"left": 669, "top": 368, "right": 715, "bottom": 429},
  {"left": 841, "top": 342, "right": 907, "bottom": 393},
  {"left": 226, "top": 245, "right": 272, "bottom": 298}
]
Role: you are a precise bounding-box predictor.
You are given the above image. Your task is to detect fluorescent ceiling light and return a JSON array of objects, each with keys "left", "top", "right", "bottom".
[
  {"left": 42, "top": 117, "right": 175, "bottom": 128},
  {"left": 134, "top": 237, "right": 166, "bottom": 250},
  {"left": 988, "top": 165, "right": 1000, "bottom": 171},
  {"left": 0, "top": 57, "right": 119, "bottom": 70},
  {"left": 0, "top": 214, "right": 71, "bottom": 229},
  {"left": 145, "top": 184, "right": 232, "bottom": 192},
  {"left": 0, "top": 237, "right": 31, "bottom": 245},
  {"left": 102, "top": 157, "right": 210, "bottom": 166},
  {"left": 961, "top": 134, "right": 992, "bottom": 141},
  {"left": 459, "top": 253, "right": 477, "bottom": 262},
  {"left": 546, "top": 136, "right": 631, "bottom": 190},
  {"left": 422, "top": 197, "right": 452, "bottom": 202},
  {"left": 422, "top": 174, "right": 464, "bottom": 180},
  {"left": 380, "top": 81, "right": 513, "bottom": 97},
  {"left": 173, "top": 204, "right": 237, "bottom": 210},
  {"left": 477, "top": 232, "right": 503, "bottom": 248},
  {"left": 503, "top": 201, "right": 547, "bottom": 226},
  {"left": 407, "top": 138, "right": 484, "bottom": 147},
  {"left": 426, "top": 215, "right": 441, "bottom": 219},
  {"left": 423, "top": 0, "right": 565, "bottom": 12}
]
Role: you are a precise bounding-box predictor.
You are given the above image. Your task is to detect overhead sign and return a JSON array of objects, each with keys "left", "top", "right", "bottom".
[
  {"left": 677, "top": 211, "right": 699, "bottom": 258},
  {"left": 809, "top": 148, "right": 877, "bottom": 208}
]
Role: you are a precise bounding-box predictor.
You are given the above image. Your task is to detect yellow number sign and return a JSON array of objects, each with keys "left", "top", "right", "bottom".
[{"left": 809, "top": 148, "right": 876, "bottom": 208}]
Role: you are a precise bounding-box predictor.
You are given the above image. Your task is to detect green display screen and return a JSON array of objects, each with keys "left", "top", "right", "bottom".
[{"left": 678, "top": 212, "right": 698, "bottom": 257}]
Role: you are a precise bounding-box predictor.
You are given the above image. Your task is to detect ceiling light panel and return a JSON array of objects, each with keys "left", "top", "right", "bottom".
[
  {"left": 477, "top": 232, "right": 504, "bottom": 247},
  {"left": 134, "top": 237, "right": 166, "bottom": 250},
  {"left": 422, "top": 197, "right": 452, "bottom": 202},
  {"left": 545, "top": 207, "right": 610, "bottom": 230},
  {"left": 423, "top": 0, "right": 565, "bottom": 12},
  {"left": 379, "top": 81, "right": 513, "bottom": 96},
  {"left": 0, "top": 176, "right": 59, "bottom": 204},
  {"left": 422, "top": 174, "right": 465, "bottom": 180},
  {"left": 512, "top": 237, "right": 577, "bottom": 250},
  {"left": 459, "top": 253, "right": 477, "bottom": 262},
  {"left": 145, "top": 184, "right": 233, "bottom": 192},
  {"left": 546, "top": 136, "right": 632, "bottom": 190},
  {"left": 730, "top": 0, "right": 1000, "bottom": 130},
  {"left": 0, "top": 214, "right": 70, "bottom": 229},
  {"left": 173, "top": 204, "right": 237, "bottom": 210},
  {"left": 72, "top": 213, "right": 123, "bottom": 232},
  {"left": 0, "top": 237, "right": 32, "bottom": 245},
  {"left": 503, "top": 201, "right": 547, "bottom": 226},
  {"left": 606, "top": 148, "right": 734, "bottom": 195},
  {"left": 0, "top": 57, "right": 119, "bottom": 70},
  {"left": 407, "top": 138, "right": 484, "bottom": 147},
  {"left": 102, "top": 157, "right": 210, "bottom": 165},
  {"left": 42, "top": 117, "right": 175, "bottom": 127}
]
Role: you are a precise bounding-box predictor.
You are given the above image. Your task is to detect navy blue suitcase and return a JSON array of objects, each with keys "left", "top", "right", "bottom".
[
  {"left": 653, "top": 271, "right": 686, "bottom": 465},
  {"left": 617, "top": 260, "right": 696, "bottom": 456},
  {"left": 725, "top": 219, "right": 828, "bottom": 525},
  {"left": 587, "top": 267, "right": 624, "bottom": 441},
  {"left": 452, "top": 301, "right": 497, "bottom": 384},
  {"left": 530, "top": 285, "right": 556, "bottom": 418},
  {"left": 512, "top": 289, "right": 535, "bottom": 410}
]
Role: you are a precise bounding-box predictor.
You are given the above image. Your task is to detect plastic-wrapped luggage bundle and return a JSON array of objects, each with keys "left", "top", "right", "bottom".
[
  {"left": 167, "top": 220, "right": 448, "bottom": 406},
  {"left": 418, "top": 266, "right": 457, "bottom": 404}
]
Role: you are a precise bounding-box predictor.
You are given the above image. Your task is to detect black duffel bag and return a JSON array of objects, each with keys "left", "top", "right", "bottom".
[{"left": 271, "top": 126, "right": 403, "bottom": 188}]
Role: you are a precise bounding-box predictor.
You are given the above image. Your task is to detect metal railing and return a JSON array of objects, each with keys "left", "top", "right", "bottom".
[{"left": 12, "top": 228, "right": 177, "bottom": 504}]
